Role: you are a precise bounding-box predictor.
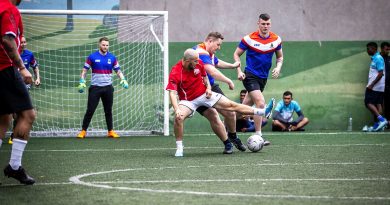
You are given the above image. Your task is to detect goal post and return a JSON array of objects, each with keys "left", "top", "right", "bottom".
[{"left": 20, "top": 10, "right": 169, "bottom": 137}]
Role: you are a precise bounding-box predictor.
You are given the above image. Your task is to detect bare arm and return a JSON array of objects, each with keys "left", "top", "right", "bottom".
[
  {"left": 272, "top": 49, "right": 284, "bottom": 79},
  {"left": 204, "top": 64, "right": 234, "bottom": 90},
  {"left": 203, "top": 75, "right": 212, "bottom": 98},
  {"left": 80, "top": 68, "right": 88, "bottom": 80},
  {"left": 169, "top": 90, "right": 180, "bottom": 113},
  {"left": 33, "top": 66, "right": 40, "bottom": 86},
  {"left": 115, "top": 69, "right": 125, "bottom": 79},
  {"left": 2, "top": 35, "right": 32, "bottom": 84},
  {"left": 233, "top": 47, "right": 245, "bottom": 81},
  {"left": 216, "top": 59, "right": 240, "bottom": 69}
]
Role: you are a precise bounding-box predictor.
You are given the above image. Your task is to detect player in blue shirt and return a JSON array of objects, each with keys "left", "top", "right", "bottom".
[
  {"left": 20, "top": 36, "right": 40, "bottom": 88},
  {"left": 76, "top": 37, "right": 128, "bottom": 139},
  {"left": 272, "top": 91, "right": 309, "bottom": 131},
  {"left": 193, "top": 32, "right": 247, "bottom": 152},
  {"left": 364, "top": 42, "right": 387, "bottom": 132},
  {"left": 233, "top": 13, "right": 281, "bottom": 145}
]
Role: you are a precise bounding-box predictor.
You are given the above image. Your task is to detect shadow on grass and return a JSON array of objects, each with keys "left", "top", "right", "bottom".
[
  {"left": 88, "top": 24, "right": 117, "bottom": 39},
  {"left": 28, "top": 29, "right": 72, "bottom": 41}
]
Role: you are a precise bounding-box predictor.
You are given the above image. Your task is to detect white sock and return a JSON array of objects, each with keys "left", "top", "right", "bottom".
[
  {"left": 0, "top": 139, "right": 2, "bottom": 149},
  {"left": 9, "top": 138, "right": 28, "bottom": 170},
  {"left": 176, "top": 140, "right": 183, "bottom": 150},
  {"left": 256, "top": 131, "right": 262, "bottom": 136},
  {"left": 253, "top": 108, "right": 265, "bottom": 116}
]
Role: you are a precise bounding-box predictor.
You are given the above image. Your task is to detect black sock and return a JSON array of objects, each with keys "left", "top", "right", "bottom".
[
  {"left": 228, "top": 132, "right": 237, "bottom": 140},
  {"left": 223, "top": 139, "right": 231, "bottom": 145}
]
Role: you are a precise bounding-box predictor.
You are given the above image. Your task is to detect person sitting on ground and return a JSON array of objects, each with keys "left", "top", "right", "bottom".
[
  {"left": 236, "top": 90, "right": 267, "bottom": 132},
  {"left": 272, "top": 91, "right": 309, "bottom": 131}
]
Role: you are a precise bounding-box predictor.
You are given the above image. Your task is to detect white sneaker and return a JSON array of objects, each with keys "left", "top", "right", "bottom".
[
  {"left": 175, "top": 149, "right": 183, "bottom": 157},
  {"left": 362, "top": 125, "right": 368, "bottom": 132},
  {"left": 374, "top": 120, "right": 388, "bottom": 132}
]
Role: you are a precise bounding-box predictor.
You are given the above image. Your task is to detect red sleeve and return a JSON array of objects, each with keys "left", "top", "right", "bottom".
[
  {"left": 165, "top": 66, "right": 178, "bottom": 91},
  {"left": 0, "top": 9, "right": 18, "bottom": 37}
]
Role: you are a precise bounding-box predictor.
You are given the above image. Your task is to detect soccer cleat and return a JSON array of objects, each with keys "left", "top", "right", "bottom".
[
  {"left": 231, "top": 138, "right": 246, "bottom": 152},
  {"left": 374, "top": 119, "right": 388, "bottom": 132},
  {"left": 107, "top": 130, "right": 120, "bottom": 138},
  {"left": 4, "top": 164, "right": 35, "bottom": 185},
  {"left": 223, "top": 142, "right": 233, "bottom": 154},
  {"left": 362, "top": 125, "right": 368, "bottom": 132},
  {"left": 265, "top": 98, "right": 275, "bottom": 119},
  {"left": 175, "top": 149, "right": 183, "bottom": 157},
  {"left": 77, "top": 130, "right": 86, "bottom": 139}
]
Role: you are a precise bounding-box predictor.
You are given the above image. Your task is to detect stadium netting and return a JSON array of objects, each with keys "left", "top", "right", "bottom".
[{"left": 20, "top": 10, "right": 169, "bottom": 137}]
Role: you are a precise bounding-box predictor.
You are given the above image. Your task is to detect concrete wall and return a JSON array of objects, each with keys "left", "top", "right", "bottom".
[{"left": 121, "top": 0, "right": 390, "bottom": 42}]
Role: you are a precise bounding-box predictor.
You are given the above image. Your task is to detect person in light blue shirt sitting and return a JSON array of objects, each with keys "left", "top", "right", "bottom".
[{"left": 272, "top": 91, "right": 309, "bottom": 131}]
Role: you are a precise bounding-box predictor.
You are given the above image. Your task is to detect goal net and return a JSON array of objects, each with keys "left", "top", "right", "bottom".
[{"left": 20, "top": 10, "right": 169, "bottom": 137}]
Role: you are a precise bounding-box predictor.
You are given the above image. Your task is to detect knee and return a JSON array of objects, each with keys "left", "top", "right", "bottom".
[
  {"left": 174, "top": 115, "right": 185, "bottom": 125},
  {"left": 254, "top": 101, "right": 265, "bottom": 109},
  {"left": 18, "top": 109, "right": 36, "bottom": 124}
]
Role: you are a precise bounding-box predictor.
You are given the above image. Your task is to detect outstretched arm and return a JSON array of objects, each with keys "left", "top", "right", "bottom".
[
  {"left": 216, "top": 59, "right": 240, "bottom": 69},
  {"left": 204, "top": 64, "right": 234, "bottom": 90}
]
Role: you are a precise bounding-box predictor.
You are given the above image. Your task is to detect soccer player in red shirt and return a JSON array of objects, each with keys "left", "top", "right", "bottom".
[
  {"left": 166, "top": 49, "right": 274, "bottom": 157},
  {"left": 0, "top": 0, "right": 36, "bottom": 185}
]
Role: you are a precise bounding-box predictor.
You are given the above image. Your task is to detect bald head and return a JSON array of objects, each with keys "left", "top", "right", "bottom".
[
  {"left": 183, "top": 49, "right": 199, "bottom": 61},
  {"left": 182, "top": 49, "right": 199, "bottom": 70}
]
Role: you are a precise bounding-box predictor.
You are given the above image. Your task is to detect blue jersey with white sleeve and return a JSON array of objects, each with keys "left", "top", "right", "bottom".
[{"left": 367, "top": 52, "right": 385, "bottom": 92}]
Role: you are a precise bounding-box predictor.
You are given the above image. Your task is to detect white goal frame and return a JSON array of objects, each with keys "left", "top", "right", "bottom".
[{"left": 20, "top": 10, "right": 169, "bottom": 137}]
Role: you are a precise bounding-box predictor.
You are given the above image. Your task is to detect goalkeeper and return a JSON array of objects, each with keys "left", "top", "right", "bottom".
[{"left": 77, "top": 37, "right": 128, "bottom": 139}]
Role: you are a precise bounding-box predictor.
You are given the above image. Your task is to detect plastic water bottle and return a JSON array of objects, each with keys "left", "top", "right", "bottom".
[{"left": 347, "top": 117, "right": 353, "bottom": 132}]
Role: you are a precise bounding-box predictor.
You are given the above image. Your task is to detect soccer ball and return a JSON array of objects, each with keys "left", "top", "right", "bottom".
[{"left": 246, "top": 134, "right": 264, "bottom": 152}]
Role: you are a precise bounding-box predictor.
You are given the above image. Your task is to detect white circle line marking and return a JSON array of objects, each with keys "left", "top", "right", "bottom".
[{"left": 68, "top": 165, "right": 390, "bottom": 201}]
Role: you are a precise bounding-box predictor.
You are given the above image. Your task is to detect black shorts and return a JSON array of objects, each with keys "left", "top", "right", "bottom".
[
  {"left": 364, "top": 88, "right": 384, "bottom": 105},
  {"left": 0, "top": 67, "right": 33, "bottom": 115},
  {"left": 243, "top": 70, "right": 267, "bottom": 92},
  {"left": 196, "top": 84, "right": 225, "bottom": 115}
]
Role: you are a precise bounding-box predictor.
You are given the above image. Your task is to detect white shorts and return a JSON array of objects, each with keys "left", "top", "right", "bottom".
[{"left": 179, "top": 92, "right": 222, "bottom": 113}]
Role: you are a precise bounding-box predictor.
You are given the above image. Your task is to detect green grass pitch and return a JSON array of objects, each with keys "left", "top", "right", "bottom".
[{"left": 1, "top": 132, "right": 389, "bottom": 205}]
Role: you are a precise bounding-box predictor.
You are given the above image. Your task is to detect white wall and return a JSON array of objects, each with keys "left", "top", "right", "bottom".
[{"left": 121, "top": 0, "right": 390, "bottom": 41}]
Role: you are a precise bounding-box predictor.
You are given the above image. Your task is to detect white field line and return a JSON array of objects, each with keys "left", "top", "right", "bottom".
[
  {"left": 3, "top": 177, "right": 390, "bottom": 188},
  {"left": 0, "top": 143, "right": 388, "bottom": 153},
  {"left": 67, "top": 166, "right": 390, "bottom": 201},
  {"left": 191, "top": 132, "right": 390, "bottom": 136}
]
